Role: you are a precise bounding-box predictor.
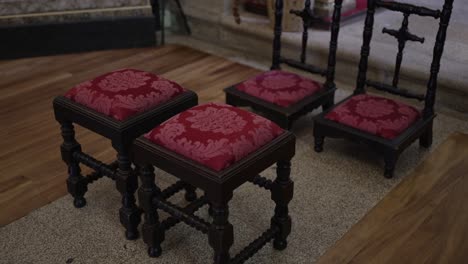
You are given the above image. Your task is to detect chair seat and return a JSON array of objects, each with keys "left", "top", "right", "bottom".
[
  {"left": 325, "top": 94, "right": 421, "bottom": 139},
  {"left": 64, "top": 69, "right": 186, "bottom": 121},
  {"left": 145, "top": 103, "right": 285, "bottom": 171},
  {"left": 235, "top": 70, "right": 322, "bottom": 107}
]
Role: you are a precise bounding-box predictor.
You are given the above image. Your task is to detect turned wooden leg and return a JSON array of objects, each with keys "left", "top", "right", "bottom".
[
  {"left": 322, "top": 96, "right": 335, "bottom": 111},
  {"left": 138, "top": 165, "right": 163, "bottom": 257},
  {"left": 420, "top": 123, "right": 433, "bottom": 148},
  {"left": 314, "top": 136, "right": 325, "bottom": 153},
  {"left": 208, "top": 194, "right": 234, "bottom": 264},
  {"left": 271, "top": 160, "right": 294, "bottom": 251},
  {"left": 114, "top": 144, "right": 141, "bottom": 240},
  {"left": 208, "top": 204, "right": 214, "bottom": 217},
  {"left": 384, "top": 151, "right": 399, "bottom": 179},
  {"left": 60, "top": 122, "right": 87, "bottom": 208},
  {"left": 184, "top": 184, "right": 197, "bottom": 202}
]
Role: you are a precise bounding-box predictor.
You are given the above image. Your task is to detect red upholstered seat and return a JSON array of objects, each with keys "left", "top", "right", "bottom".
[
  {"left": 145, "top": 103, "right": 285, "bottom": 171},
  {"left": 235, "top": 70, "right": 322, "bottom": 107},
  {"left": 64, "top": 69, "right": 186, "bottom": 121},
  {"left": 325, "top": 94, "right": 421, "bottom": 139}
]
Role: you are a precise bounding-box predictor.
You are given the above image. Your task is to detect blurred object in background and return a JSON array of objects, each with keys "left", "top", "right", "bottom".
[
  {"left": 245, "top": 0, "right": 268, "bottom": 15},
  {"left": 0, "top": 0, "right": 155, "bottom": 59}
]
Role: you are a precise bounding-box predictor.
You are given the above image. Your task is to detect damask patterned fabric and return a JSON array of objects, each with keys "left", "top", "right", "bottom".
[
  {"left": 235, "top": 70, "right": 322, "bottom": 107},
  {"left": 145, "top": 103, "right": 285, "bottom": 171},
  {"left": 64, "top": 69, "right": 186, "bottom": 121},
  {"left": 325, "top": 94, "right": 421, "bottom": 139}
]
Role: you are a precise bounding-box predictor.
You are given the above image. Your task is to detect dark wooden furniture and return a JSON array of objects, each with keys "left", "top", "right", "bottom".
[
  {"left": 313, "top": 0, "right": 455, "bottom": 178},
  {"left": 133, "top": 117, "right": 296, "bottom": 263},
  {"left": 151, "top": 0, "right": 191, "bottom": 45},
  {"left": 225, "top": 0, "right": 344, "bottom": 129},
  {"left": 53, "top": 87, "right": 197, "bottom": 240},
  {"left": 315, "top": 0, "right": 368, "bottom": 29}
]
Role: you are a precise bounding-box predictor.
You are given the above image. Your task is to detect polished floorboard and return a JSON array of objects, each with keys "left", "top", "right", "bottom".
[
  {"left": 2, "top": 45, "right": 468, "bottom": 263},
  {"left": 0, "top": 45, "right": 261, "bottom": 226},
  {"left": 316, "top": 132, "right": 468, "bottom": 264}
]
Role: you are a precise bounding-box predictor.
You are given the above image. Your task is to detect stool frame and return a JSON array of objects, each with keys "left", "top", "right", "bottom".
[
  {"left": 53, "top": 91, "right": 197, "bottom": 240},
  {"left": 133, "top": 132, "right": 295, "bottom": 264}
]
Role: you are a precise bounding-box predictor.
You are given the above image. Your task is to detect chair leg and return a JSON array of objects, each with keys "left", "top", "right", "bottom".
[
  {"left": 60, "top": 122, "right": 87, "bottom": 208},
  {"left": 384, "top": 151, "right": 399, "bottom": 179},
  {"left": 419, "top": 123, "right": 433, "bottom": 148},
  {"left": 184, "top": 184, "right": 197, "bottom": 202},
  {"left": 208, "top": 196, "right": 234, "bottom": 264},
  {"left": 314, "top": 136, "right": 325, "bottom": 153},
  {"left": 175, "top": 0, "right": 191, "bottom": 34},
  {"left": 115, "top": 145, "right": 141, "bottom": 240},
  {"left": 160, "top": 0, "right": 166, "bottom": 45},
  {"left": 138, "top": 165, "right": 164, "bottom": 257},
  {"left": 271, "top": 160, "right": 294, "bottom": 251},
  {"left": 322, "top": 96, "right": 335, "bottom": 111}
]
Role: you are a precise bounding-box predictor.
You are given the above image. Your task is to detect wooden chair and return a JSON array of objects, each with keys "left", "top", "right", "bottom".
[
  {"left": 224, "top": 0, "right": 344, "bottom": 129},
  {"left": 150, "top": 0, "right": 191, "bottom": 45},
  {"left": 133, "top": 103, "right": 295, "bottom": 263},
  {"left": 313, "top": 0, "right": 455, "bottom": 178},
  {"left": 53, "top": 69, "right": 197, "bottom": 240}
]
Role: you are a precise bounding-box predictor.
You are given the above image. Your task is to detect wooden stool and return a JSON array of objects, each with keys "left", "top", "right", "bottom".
[
  {"left": 53, "top": 69, "right": 197, "bottom": 240},
  {"left": 132, "top": 103, "right": 295, "bottom": 263}
]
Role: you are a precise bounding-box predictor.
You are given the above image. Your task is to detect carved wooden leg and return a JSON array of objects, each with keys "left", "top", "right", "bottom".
[
  {"left": 384, "top": 151, "right": 399, "bottom": 179},
  {"left": 208, "top": 204, "right": 214, "bottom": 217},
  {"left": 271, "top": 160, "right": 294, "bottom": 251},
  {"left": 184, "top": 184, "right": 197, "bottom": 202},
  {"left": 322, "top": 96, "right": 335, "bottom": 111},
  {"left": 138, "top": 165, "right": 163, "bottom": 257},
  {"left": 60, "top": 122, "right": 87, "bottom": 208},
  {"left": 114, "top": 144, "right": 141, "bottom": 240},
  {"left": 419, "top": 122, "right": 433, "bottom": 148},
  {"left": 314, "top": 136, "right": 325, "bottom": 153},
  {"left": 208, "top": 194, "right": 234, "bottom": 264}
]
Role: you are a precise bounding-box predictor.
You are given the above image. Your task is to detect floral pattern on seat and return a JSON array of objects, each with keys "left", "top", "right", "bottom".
[
  {"left": 145, "top": 103, "right": 285, "bottom": 171},
  {"left": 235, "top": 70, "right": 322, "bottom": 107},
  {"left": 64, "top": 69, "right": 186, "bottom": 121},
  {"left": 325, "top": 94, "right": 421, "bottom": 139}
]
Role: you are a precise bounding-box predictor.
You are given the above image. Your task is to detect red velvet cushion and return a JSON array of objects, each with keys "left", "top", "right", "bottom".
[
  {"left": 64, "top": 69, "right": 186, "bottom": 121},
  {"left": 145, "top": 103, "right": 285, "bottom": 171},
  {"left": 235, "top": 70, "right": 322, "bottom": 107},
  {"left": 325, "top": 94, "right": 421, "bottom": 139}
]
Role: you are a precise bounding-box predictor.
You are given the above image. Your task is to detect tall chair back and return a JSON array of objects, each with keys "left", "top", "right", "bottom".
[
  {"left": 271, "top": 0, "right": 344, "bottom": 91},
  {"left": 354, "top": 0, "right": 455, "bottom": 118}
]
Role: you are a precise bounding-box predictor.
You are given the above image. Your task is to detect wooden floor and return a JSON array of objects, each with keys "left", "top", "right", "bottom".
[
  {"left": 1, "top": 45, "right": 468, "bottom": 262},
  {"left": 316, "top": 132, "right": 468, "bottom": 264},
  {"left": 0, "top": 45, "right": 261, "bottom": 226}
]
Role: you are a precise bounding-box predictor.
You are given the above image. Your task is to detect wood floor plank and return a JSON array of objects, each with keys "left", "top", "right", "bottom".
[
  {"left": 316, "top": 132, "right": 468, "bottom": 264},
  {"left": 0, "top": 44, "right": 261, "bottom": 226}
]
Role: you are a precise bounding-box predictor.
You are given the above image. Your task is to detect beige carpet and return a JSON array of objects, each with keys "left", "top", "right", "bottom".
[{"left": 1, "top": 90, "right": 467, "bottom": 264}]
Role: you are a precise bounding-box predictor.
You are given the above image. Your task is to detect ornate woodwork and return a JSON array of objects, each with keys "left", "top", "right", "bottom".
[
  {"left": 53, "top": 91, "right": 198, "bottom": 239},
  {"left": 314, "top": 0, "right": 455, "bottom": 178},
  {"left": 271, "top": 160, "right": 293, "bottom": 250},
  {"left": 133, "top": 131, "right": 296, "bottom": 264},
  {"left": 225, "top": 0, "right": 344, "bottom": 129},
  {"left": 60, "top": 122, "right": 87, "bottom": 208}
]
